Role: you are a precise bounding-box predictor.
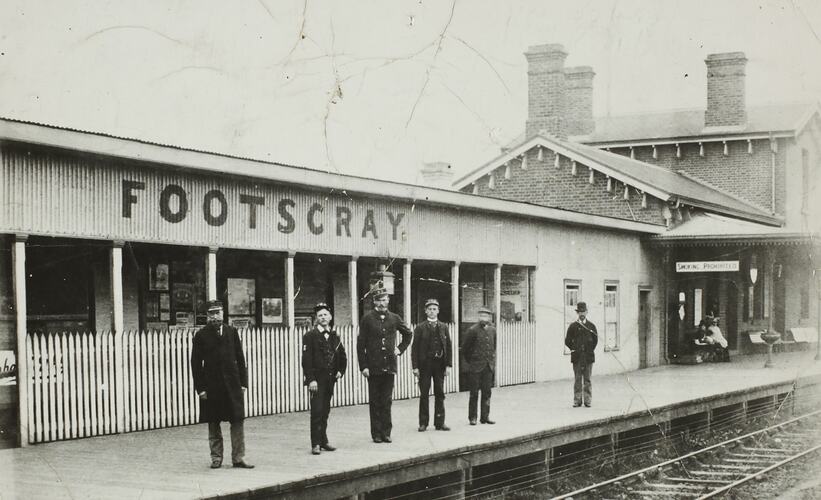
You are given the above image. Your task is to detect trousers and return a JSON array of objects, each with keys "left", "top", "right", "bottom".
[
  {"left": 309, "top": 376, "right": 336, "bottom": 446},
  {"left": 418, "top": 360, "right": 446, "bottom": 427},
  {"left": 367, "top": 373, "right": 395, "bottom": 439},
  {"left": 572, "top": 362, "right": 593, "bottom": 405},
  {"left": 208, "top": 420, "right": 245, "bottom": 464},
  {"left": 468, "top": 366, "right": 493, "bottom": 422}
]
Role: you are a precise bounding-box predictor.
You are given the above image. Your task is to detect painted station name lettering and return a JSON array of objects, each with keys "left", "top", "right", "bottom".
[{"left": 122, "top": 180, "right": 406, "bottom": 240}]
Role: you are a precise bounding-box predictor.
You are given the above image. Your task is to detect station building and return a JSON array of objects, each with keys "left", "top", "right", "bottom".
[
  {"left": 455, "top": 44, "right": 821, "bottom": 364},
  {"left": 0, "top": 117, "right": 663, "bottom": 447}
]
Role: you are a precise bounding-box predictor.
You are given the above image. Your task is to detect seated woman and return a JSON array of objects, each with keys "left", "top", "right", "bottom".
[
  {"left": 691, "top": 320, "right": 714, "bottom": 361},
  {"left": 704, "top": 316, "right": 730, "bottom": 362}
]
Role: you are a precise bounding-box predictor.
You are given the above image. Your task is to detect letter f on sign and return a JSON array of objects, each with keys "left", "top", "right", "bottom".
[{"left": 122, "top": 180, "right": 146, "bottom": 218}]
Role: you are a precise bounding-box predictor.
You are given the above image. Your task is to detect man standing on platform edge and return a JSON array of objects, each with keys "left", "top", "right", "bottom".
[
  {"left": 190, "top": 300, "right": 254, "bottom": 469},
  {"left": 357, "top": 287, "right": 412, "bottom": 443},
  {"left": 564, "top": 301, "right": 598, "bottom": 408},
  {"left": 412, "top": 298, "right": 452, "bottom": 432},
  {"left": 462, "top": 306, "right": 496, "bottom": 425},
  {"left": 302, "top": 302, "right": 347, "bottom": 455}
]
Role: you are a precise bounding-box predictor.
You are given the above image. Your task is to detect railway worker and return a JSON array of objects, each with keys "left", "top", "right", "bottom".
[
  {"left": 462, "top": 306, "right": 497, "bottom": 425},
  {"left": 190, "top": 300, "right": 254, "bottom": 469},
  {"left": 302, "top": 302, "right": 347, "bottom": 455},
  {"left": 411, "top": 298, "right": 453, "bottom": 432},
  {"left": 357, "top": 287, "right": 413, "bottom": 443},
  {"left": 564, "top": 301, "right": 598, "bottom": 407}
]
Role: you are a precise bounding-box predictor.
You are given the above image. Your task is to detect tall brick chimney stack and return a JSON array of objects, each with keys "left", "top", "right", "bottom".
[
  {"left": 704, "top": 52, "right": 748, "bottom": 128},
  {"left": 564, "top": 66, "right": 595, "bottom": 137},
  {"left": 525, "top": 44, "right": 568, "bottom": 139}
]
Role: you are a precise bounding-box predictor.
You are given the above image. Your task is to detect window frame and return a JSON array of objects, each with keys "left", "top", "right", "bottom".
[{"left": 603, "top": 280, "right": 620, "bottom": 352}]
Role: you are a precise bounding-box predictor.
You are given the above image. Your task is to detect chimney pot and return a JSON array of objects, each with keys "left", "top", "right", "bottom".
[{"left": 704, "top": 52, "right": 747, "bottom": 128}]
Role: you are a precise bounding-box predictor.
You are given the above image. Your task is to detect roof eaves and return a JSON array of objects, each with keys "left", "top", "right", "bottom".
[
  {"left": 453, "top": 135, "right": 672, "bottom": 201},
  {"left": 675, "top": 196, "right": 782, "bottom": 226},
  {"left": 583, "top": 131, "right": 794, "bottom": 149}
]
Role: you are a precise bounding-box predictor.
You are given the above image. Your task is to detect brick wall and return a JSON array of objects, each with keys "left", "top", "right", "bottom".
[
  {"left": 464, "top": 149, "right": 666, "bottom": 225},
  {"left": 609, "top": 138, "right": 784, "bottom": 216},
  {"left": 704, "top": 53, "right": 747, "bottom": 128}
]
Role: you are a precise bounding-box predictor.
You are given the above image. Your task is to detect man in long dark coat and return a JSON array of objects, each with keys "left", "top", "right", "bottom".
[
  {"left": 357, "top": 288, "right": 412, "bottom": 443},
  {"left": 411, "top": 298, "right": 452, "bottom": 432},
  {"left": 191, "top": 300, "right": 253, "bottom": 469},
  {"left": 564, "top": 301, "right": 598, "bottom": 407},
  {"left": 302, "top": 302, "right": 347, "bottom": 455},
  {"left": 462, "top": 306, "right": 496, "bottom": 425}
]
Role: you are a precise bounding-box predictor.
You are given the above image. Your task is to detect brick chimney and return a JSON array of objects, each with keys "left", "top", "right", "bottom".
[
  {"left": 704, "top": 52, "right": 747, "bottom": 128},
  {"left": 419, "top": 162, "right": 454, "bottom": 189},
  {"left": 525, "top": 44, "right": 568, "bottom": 139},
  {"left": 564, "top": 66, "right": 595, "bottom": 137}
]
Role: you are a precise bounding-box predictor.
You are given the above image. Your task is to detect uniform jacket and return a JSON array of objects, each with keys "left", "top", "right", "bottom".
[
  {"left": 411, "top": 320, "right": 452, "bottom": 370},
  {"left": 191, "top": 323, "right": 248, "bottom": 423},
  {"left": 356, "top": 309, "right": 412, "bottom": 374},
  {"left": 564, "top": 319, "right": 598, "bottom": 364},
  {"left": 461, "top": 322, "right": 496, "bottom": 373},
  {"left": 302, "top": 325, "right": 347, "bottom": 384}
]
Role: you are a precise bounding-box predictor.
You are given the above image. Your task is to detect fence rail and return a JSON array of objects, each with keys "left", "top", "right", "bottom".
[{"left": 26, "top": 321, "right": 535, "bottom": 444}]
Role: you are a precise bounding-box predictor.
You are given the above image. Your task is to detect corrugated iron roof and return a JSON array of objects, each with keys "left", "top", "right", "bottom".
[
  {"left": 558, "top": 140, "right": 775, "bottom": 219},
  {"left": 651, "top": 213, "right": 817, "bottom": 242},
  {"left": 582, "top": 102, "right": 816, "bottom": 144}
]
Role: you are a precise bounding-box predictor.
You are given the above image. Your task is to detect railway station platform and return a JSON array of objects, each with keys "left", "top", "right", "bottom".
[{"left": 2, "top": 351, "right": 820, "bottom": 500}]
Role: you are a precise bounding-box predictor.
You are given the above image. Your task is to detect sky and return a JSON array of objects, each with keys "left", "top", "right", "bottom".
[{"left": 2, "top": 0, "right": 821, "bottom": 185}]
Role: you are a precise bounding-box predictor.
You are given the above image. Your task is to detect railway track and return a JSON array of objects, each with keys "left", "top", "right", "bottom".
[{"left": 553, "top": 409, "right": 821, "bottom": 499}]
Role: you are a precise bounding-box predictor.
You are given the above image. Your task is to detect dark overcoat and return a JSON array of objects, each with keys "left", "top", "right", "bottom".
[
  {"left": 302, "top": 326, "right": 347, "bottom": 384},
  {"left": 411, "top": 321, "right": 452, "bottom": 370},
  {"left": 461, "top": 322, "right": 496, "bottom": 373},
  {"left": 356, "top": 309, "right": 412, "bottom": 374},
  {"left": 564, "top": 319, "right": 598, "bottom": 365},
  {"left": 191, "top": 323, "right": 248, "bottom": 423}
]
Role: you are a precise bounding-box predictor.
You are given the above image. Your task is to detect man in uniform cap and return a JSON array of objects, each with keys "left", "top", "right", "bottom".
[
  {"left": 302, "top": 302, "right": 347, "bottom": 455},
  {"left": 564, "top": 301, "right": 598, "bottom": 407},
  {"left": 461, "top": 306, "right": 497, "bottom": 425},
  {"left": 191, "top": 300, "right": 254, "bottom": 469},
  {"left": 411, "top": 298, "right": 452, "bottom": 432},
  {"left": 357, "top": 286, "right": 412, "bottom": 443}
]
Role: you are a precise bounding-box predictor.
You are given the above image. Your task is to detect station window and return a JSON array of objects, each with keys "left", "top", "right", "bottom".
[
  {"left": 603, "top": 282, "right": 620, "bottom": 351},
  {"left": 563, "top": 280, "right": 581, "bottom": 355}
]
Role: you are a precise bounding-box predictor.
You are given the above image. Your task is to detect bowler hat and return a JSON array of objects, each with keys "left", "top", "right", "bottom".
[
  {"left": 424, "top": 298, "right": 440, "bottom": 308},
  {"left": 314, "top": 302, "right": 332, "bottom": 315},
  {"left": 575, "top": 302, "right": 588, "bottom": 313},
  {"left": 478, "top": 306, "right": 493, "bottom": 315},
  {"left": 206, "top": 300, "right": 223, "bottom": 311}
]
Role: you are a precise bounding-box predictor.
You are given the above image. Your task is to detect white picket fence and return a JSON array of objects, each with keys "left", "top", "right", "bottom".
[
  {"left": 25, "top": 321, "right": 536, "bottom": 444},
  {"left": 496, "top": 321, "right": 538, "bottom": 387},
  {"left": 25, "top": 322, "right": 481, "bottom": 444}
]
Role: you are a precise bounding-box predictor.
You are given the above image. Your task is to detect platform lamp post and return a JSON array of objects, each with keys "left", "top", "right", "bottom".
[
  {"left": 815, "top": 269, "right": 821, "bottom": 361},
  {"left": 760, "top": 252, "right": 781, "bottom": 368}
]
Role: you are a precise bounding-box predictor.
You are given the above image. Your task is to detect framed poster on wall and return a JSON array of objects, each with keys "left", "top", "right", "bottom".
[
  {"left": 227, "top": 278, "right": 256, "bottom": 315},
  {"left": 149, "top": 263, "right": 169, "bottom": 291},
  {"left": 261, "top": 298, "right": 283, "bottom": 324}
]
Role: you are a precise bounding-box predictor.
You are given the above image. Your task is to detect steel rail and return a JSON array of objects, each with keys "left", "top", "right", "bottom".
[
  {"left": 551, "top": 409, "right": 821, "bottom": 500},
  {"left": 697, "top": 442, "right": 821, "bottom": 499}
]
